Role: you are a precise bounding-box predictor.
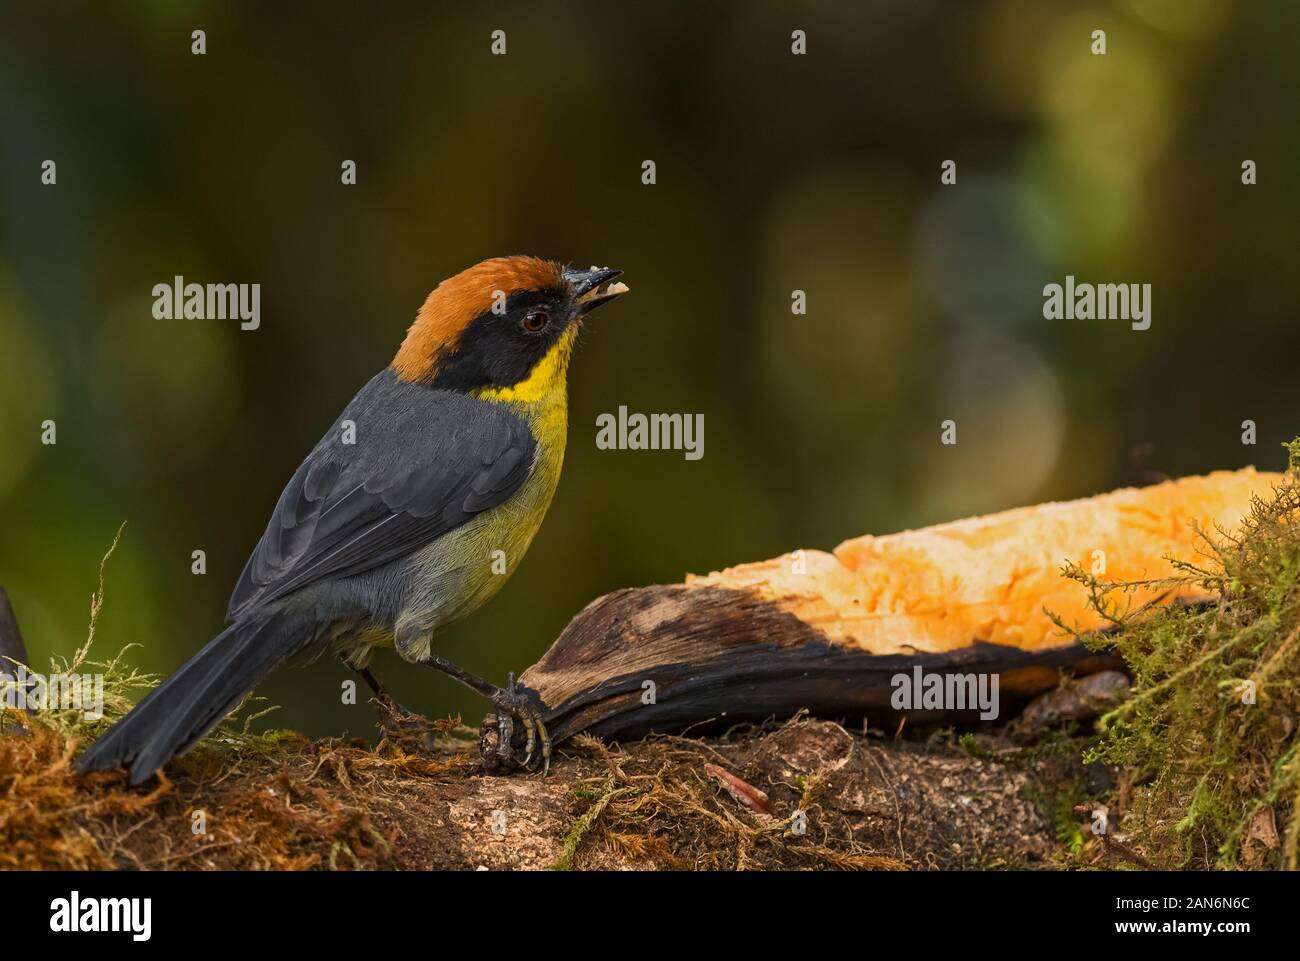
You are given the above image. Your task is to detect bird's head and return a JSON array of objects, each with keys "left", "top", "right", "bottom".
[{"left": 392, "top": 256, "right": 627, "bottom": 398}]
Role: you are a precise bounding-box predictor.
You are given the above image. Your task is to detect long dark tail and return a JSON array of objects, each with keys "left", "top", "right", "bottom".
[{"left": 75, "top": 611, "right": 299, "bottom": 785}]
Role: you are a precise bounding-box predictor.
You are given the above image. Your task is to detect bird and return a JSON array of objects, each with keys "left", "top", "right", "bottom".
[{"left": 75, "top": 255, "right": 628, "bottom": 785}]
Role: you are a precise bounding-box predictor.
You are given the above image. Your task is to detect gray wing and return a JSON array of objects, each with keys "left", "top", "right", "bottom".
[{"left": 226, "top": 370, "right": 537, "bottom": 620}]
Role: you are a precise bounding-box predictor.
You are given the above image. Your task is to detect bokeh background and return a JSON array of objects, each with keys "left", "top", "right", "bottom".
[{"left": 2, "top": 0, "right": 1297, "bottom": 737}]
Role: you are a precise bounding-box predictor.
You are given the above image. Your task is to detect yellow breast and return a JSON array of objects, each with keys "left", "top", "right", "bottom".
[
  {"left": 473, "top": 325, "right": 575, "bottom": 477},
  {"left": 444, "top": 327, "right": 576, "bottom": 612}
]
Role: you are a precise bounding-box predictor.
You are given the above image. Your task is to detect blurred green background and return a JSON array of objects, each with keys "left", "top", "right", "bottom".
[{"left": 2, "top": 0, "right": 1297, "bottom": 738}]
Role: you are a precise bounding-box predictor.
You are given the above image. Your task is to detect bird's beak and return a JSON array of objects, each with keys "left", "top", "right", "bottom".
[{"left": 566, "top": 266, "right": 629, "bottom": 315}]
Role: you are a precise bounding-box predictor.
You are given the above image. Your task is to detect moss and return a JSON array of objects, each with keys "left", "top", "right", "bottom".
[
  {"left": 960, "top": 728, "right": 1095, "bottom": 770},
  {"left": 1052, "top": 780, "right": 1087, "bottom": 859},
  {"left": 1051, "top": 441, "right": 1300, "bottom": 869},
  {"left": 552, "top": 772, "right": 628, "bottom": 870},
  {"left": 546, "top": 727, "right": 917, "bottom": 871}
]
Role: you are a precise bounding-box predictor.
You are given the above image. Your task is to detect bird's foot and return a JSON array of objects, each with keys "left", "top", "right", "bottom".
[{"left": 480, "top": 672, "right": 552, "bottom": 774}]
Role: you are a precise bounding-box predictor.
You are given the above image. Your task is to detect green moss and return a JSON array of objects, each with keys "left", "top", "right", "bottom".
[
  {"left": 553, "top": 774, "right": 627, "bottom": 871},
  {"left": 1052, "top": 441, "right": 1300, "bottom": 869},
  {"left": 959, "top": 729, "right": 1096, "bottom": 769},
  {"left": 1053, "top": 780, "right": 1087, "bottom": 859}
]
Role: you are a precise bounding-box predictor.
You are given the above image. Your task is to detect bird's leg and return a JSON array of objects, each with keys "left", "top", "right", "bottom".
[{"left": 417, "top": 653, "right": 551, "bottom": 773}]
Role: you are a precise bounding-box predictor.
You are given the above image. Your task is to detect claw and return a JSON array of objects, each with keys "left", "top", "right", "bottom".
[
  {"left": 521, "top": 713, "right": 537, "bottom": 765},
  {"left": 489, "top": 672, "right": 552, "bottom": 774},
  {"left": 496, "top": 709, "right": 514, "bottom": 758},
  {"left": 539, "top": 718, "right": 552, "bottom": 775}
]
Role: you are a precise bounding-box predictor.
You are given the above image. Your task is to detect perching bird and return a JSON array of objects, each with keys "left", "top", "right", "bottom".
[{"left": 76, "top": 256, "right": 628, "bottom": 785}]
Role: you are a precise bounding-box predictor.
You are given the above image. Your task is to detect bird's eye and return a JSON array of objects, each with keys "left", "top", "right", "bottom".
[{"left": 522, "top": 310, "right": 549, "bottom": 333}]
